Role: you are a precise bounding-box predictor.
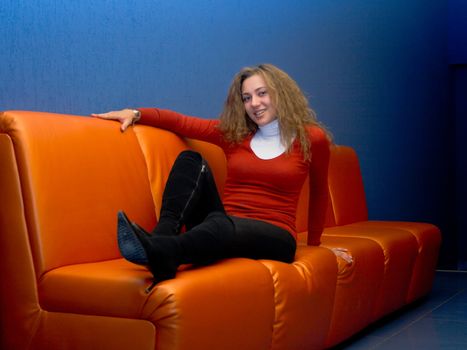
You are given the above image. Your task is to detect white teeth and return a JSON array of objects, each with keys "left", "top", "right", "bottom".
[{"left": 255, "top": 110, "right": 265, "bottom": 117}]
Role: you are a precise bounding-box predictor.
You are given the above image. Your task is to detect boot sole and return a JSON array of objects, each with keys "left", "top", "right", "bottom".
[{"left": 117, "top": 211, "right": 148, "bottom": 265}]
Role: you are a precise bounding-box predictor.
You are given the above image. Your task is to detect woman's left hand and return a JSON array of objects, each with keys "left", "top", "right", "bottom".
[{"left": 91, "top": 109, "right": 139, "bottom": 132}]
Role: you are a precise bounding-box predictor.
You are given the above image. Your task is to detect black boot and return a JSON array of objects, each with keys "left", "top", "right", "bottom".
[
  {"left": 153, "top": 150, "right": 224, "bottom": 236},
  {"left": 135, "top": 231, "right": 182, "bottom": 283},
  {"left": 117, "top": 211, "right": 181, "bottom": 283},
  {"left": 117, "top": 211, "right": 148, "bottom": 265}
]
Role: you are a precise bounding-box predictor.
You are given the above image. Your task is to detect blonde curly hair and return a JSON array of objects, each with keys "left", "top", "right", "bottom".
[{"left": 218, "top": 64, "right": 329, "bottom": 161}]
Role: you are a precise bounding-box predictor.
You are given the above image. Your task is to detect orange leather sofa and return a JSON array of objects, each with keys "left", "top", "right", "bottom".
[{"left": 0, "top": 111, "right": 441, "bottom": 349}]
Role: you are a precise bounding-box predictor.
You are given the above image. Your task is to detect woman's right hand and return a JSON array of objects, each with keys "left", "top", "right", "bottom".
[{"left": 91, "top": 109, "right": 140, "bottom": 132}]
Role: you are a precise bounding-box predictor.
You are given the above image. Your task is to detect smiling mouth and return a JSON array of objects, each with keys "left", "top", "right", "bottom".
[{"left": 254, "top": 109, "right": 265, "bottom": 117}]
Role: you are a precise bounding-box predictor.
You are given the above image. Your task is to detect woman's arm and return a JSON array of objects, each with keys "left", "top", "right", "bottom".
[
  {"left": 92, "top": 108, "right": 223, "bottom": 146},
  {"left": 307, "top": 127, "right": 331, "bottom": 246},
  {"left": 137, "top": 108, "right": 223, "bottom": 145}
]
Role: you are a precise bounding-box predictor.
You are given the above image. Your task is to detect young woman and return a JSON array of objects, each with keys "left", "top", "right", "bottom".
[{"left": 93, "top": 64, "right": 331, "bottom": 290}]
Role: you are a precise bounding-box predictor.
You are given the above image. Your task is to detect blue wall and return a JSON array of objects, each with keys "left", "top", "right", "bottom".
[
  {"left": 449, "top": 0, "right": 467, "bottom": 270},
  {"left": 449, "top": 0, "right": 467, "bottom": 64},
  {"left": 1, "top": 1, "right": 457, "bottom": 267}
]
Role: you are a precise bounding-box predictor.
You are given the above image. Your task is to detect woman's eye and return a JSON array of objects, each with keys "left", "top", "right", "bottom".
[
  {"left": 242, "top": 95, "right": 251, "bottom": 102},
  {"left": 258, "top": 90, "right": 267, "bottom": 96}
]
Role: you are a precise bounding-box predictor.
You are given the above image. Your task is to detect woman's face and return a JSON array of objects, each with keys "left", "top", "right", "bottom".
[{"left": 241, "top": 74, "right": 277, "bottom": 127}]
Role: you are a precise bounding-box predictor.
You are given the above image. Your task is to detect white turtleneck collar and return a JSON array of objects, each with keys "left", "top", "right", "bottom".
[{"left": 250, "top": 119, "right": 287, "bottom": 160}]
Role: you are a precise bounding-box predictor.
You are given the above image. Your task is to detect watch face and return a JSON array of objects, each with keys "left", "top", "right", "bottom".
[{"left": 133, "top": 110, "right": 140, "bottom": 118}]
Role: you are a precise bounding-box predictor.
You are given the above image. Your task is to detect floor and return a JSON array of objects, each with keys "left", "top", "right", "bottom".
[{"left": 334, "top": 270, "right": 467, "bottom": 349}]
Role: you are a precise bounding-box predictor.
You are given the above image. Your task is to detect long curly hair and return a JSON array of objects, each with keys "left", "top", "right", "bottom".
[{"left": 218, "top": 64, "right": 330, "bottom": 161}]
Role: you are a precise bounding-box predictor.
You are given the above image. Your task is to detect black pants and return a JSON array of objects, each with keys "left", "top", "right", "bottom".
[{"left": 152, "top": 150, "right": 296, "bottom": 266}]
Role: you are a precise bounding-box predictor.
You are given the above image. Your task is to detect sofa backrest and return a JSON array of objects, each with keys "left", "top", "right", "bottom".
[
  {"left": 133, "top": 125, "right": 227, "bottom": 220},
  {"left": 295, "top": 145, "right": 368, "bottom": 235},
  {"left": 0, "top": 111, "right": 157, "bottom": 277},
  {"left": 0, "top": 111, "right": 368, "bottom": 278},
  {"left": 326, "top": 145, "right": 368, "bottom": 225}
]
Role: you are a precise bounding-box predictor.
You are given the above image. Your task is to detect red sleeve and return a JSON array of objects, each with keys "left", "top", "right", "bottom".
[
  {"left": 137, "top": 108, "right": 224, "bottom": 146},
  {"left": 307, "top": 127, "right": 331, "bottom": 245}
]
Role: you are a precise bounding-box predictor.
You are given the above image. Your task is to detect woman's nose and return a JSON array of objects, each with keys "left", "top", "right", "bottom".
[{"left": 251, "top": 95, "right": 260, "bottom": 106}]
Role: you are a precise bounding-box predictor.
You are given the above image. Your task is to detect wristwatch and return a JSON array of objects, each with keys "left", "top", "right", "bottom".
[{"left": 131, "top": 109, "right": 141, "bottom": 125}]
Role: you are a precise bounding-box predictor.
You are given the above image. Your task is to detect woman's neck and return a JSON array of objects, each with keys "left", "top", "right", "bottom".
[
  {"left": 251, "top": 119, "right": 286, "bottom": 160},
  {"left": 256, "top": 119, "right": 280, "bottom": 138}
]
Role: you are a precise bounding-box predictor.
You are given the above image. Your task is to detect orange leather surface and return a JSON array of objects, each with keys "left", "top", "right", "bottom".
[
  {"left": 39, "top": 259, "right": 156, "bottom": 318},
  {"left": 32, "top": 312, "right": 155, "bottom": 350},
  {"left": 321, "top": 235, "right": 385, "bottom": 348},
  {"left": 295, "top": 145, "right": 368, "bottom": 234},
  {"left": 133, "top": 125, "right": 228, "bottom": 219},
  {"left": 326, "top": 146, "right": 368, "bottom": 226},
  {"left": 1, "top": 111, "right": 441, "bottom": 350},
  {"left": 324, "top": 224, "right": 419, "bottom": 320},
  {"left": 1, "top": 111, "right": 157, "bottom": 276},
  {"left": 0, "top": 133, "right": 42, "bottom": 349},
  {"left": 349, "top": 221, "right": 441, "bottom": 303},
  {"left": 39, "top": 257, "right": 275, "bottom": 350},
  {"left": 133, "top": 126, "right": 190, "bottom": 220},
  {"left": 260, "top": 246, "right": 337, "bottom": 350},
  {"left": 141, "top": 258, "right": 275, "bottom": 350}
]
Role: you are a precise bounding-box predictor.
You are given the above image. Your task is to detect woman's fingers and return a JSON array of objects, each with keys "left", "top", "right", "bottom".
[
  {"left": 120, "top": 117, "right": 134, "bottom": 132},
  {"left": 91, "top": 111, "right": 122, "bottom": 120},
  {"left": 91, "top": 109, "right": 135, "bottom": 132}
]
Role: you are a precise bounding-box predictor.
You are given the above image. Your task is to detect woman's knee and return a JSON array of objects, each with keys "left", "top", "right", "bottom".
[
  {"left": 205, "top": 212, "right": 234, "bottom": 233},
  {"left": 177, "top": 150, "right": 202, "bottom": 163}
]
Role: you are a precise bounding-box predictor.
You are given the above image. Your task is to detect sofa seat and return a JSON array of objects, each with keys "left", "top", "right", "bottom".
[
  {"left": 39, "top": 257, "right": 278, "bottom": 350},
  {"left": 259, "top": 245, "right": 338, "bottom": 349},
  {"left": 320, "top": 235, "right": 385, "bottom": 347},
  {"left": 323, "top": 225, "right": 419, "bottom": 320},
  {"left": 347, "top": 220, "right": 441, "bottom": 302},
  {"left": 39, "top": 259, "right": 154, "bottom": 318},
  {"left": 39, "top": 244, "right": 342, "bottom": 350}
]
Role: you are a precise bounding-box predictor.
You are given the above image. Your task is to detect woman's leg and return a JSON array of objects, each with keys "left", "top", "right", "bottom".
[
  {"left": 175, "top": 216, "right": 296, "bottom": 266},
  {"left": 168, "top": 215, "right": 295, "bottom": 269},
  {"left": 120, "top": 212, "right": 294, "bottom": 289},
  {"left": 228, "top": 216, "right": 297, "bottom": 263},
  {"left": 136, "top": 211, "right": 235, "bottom": 283},
  {"left": 118, "top": 149, "right": 295, "bottom": 286},
  {"left": 177, "top": 211, "right": 235, "bottom": 265},
  {"left": 152, "top": 150, "right": 224, "bottom": 236},
  {"left": 117, "top": 150, "right": 224, "bottom": 265}
]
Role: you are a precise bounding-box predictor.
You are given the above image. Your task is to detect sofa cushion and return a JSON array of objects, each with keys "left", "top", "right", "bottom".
[
  {"left": 1, "top": 111, "right": 157, "bottom": 275},
  {"left": 321, "top": 235, "right": 385, "bottom": 347},
  {"left": 259, "top": 245, "right": 337, "bottom": 350},
  {"left": 38, "top": 258, "right": 277, "bottom": 350},
  {"left": 323, "top": 224, "right": 418, "bottom": 320},
  {"left": 327, "top": 146, "right": 368, "bottom": 226},
  {"left": 295, "top": 145, "right": 368, "bottom": 235},
  {"left": 133, "top": 126, "right": 190, "bottom": 219},
  {"left": 348, "top": 220, "right": 441, "bottom": 303}
]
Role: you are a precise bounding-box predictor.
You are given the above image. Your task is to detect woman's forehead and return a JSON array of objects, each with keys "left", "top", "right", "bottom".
[{"left": 241, "top": 74, "right": 267, "bottom": 94}]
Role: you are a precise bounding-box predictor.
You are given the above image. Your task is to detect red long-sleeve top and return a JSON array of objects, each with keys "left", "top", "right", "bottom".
[{"left": 138, "top": 108, "right": 330, "bottom": 244}]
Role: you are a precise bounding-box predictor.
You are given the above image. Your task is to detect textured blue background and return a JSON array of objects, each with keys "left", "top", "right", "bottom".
[
  {"left": 449, "top": 0, "right": 467, "bottom": 270},
  {"left": 1, "top": 0, "right": 464, "bottom": 268}
]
